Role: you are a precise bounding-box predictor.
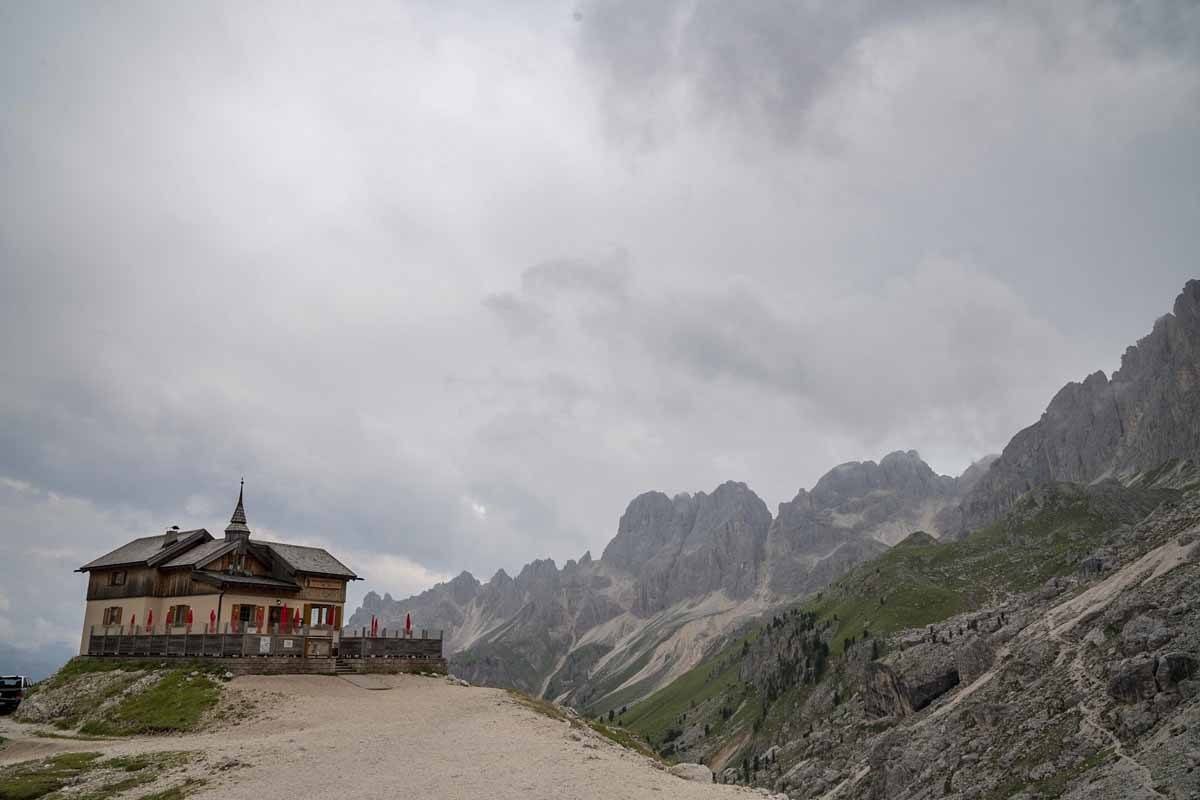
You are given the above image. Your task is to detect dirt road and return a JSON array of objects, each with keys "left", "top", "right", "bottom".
[{"left": 1, "top": 673, "right": 756, "bottom": 800}]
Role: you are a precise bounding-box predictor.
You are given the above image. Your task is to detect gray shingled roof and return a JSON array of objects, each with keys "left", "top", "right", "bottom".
[
  {"left": 78, "top": 530, "right": 211, "bottom": 571},
  {"left": 161, "top": 539, "right": 237, "bottom": 569},
  {"left": 260, "top": 541, "right": 357, "bottom": 579}
]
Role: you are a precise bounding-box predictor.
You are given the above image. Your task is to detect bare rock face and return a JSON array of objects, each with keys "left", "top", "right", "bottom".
[
  {"left": 863, "top": 663, "right": 913, "bottom": 718},
  {"left": 603, "top": 481, "right": 771, "bottom": 615},
  {"left": 765, "top": 451, "right": 960, "bottom": 594},
  {"left": 1155, "top": 652, "right": 1198, "bottom": 692},
  {"left": 668, "top": 762, "right": 714, "bottom": 783},
  {"left": 1120, "top": 614, "right": 1171, "bottom": 655},
  {"left": 943, "top": 280, "right": 1200, "bottom": 536},
  {"left": 1107, "top": 655, "right": 1161, "bottom": 703},
  {"left": 953, "top": 635, "right": 996, "bottom": 684},
  {"left": 861, "top": 642, "right": 963, "bottom": 718}
]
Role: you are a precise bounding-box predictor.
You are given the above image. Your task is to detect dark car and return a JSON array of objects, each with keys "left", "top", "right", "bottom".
[{"left": 0, "top": 675, "right": 30, "bottom": 713}]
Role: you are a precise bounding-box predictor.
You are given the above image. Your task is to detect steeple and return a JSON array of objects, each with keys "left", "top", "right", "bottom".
[{"left": 225, "top": 478, "right": 251, "bottom": 542}]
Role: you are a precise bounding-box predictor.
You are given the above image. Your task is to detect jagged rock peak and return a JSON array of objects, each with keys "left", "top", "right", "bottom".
[
  {"left": 945, "top": 278, "right": 1200, "bottom": 536},
  {"left": 489, "top": 568, "right": 512, "bottom": 585},
  {"left": 578, "top": 550, "right": 592, "bottom": 564},
  {"left": 449, "top": 570, "right": 478, "bottom": 586},
  {"left": 809, "top": 450, "right": 952, "bottom": 509},
  {"left": 517, "top": 558, "right": 558, "bottom": 582}
]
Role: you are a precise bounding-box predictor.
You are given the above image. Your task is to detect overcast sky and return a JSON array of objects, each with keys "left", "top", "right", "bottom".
[{"left": 1, "top": 1, "right": 1198, "bottom": 658}]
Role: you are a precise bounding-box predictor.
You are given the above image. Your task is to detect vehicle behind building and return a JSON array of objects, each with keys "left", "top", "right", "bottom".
[{"left": 0, "top": 675, "right": 30, "bottom": 713}]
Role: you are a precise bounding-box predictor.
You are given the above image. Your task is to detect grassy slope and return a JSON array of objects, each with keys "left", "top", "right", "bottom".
[
  {"left": 620, "top": 483, "right": 1172, "bottom": 762},
  {"left": 79, "top": 671, "right": 220, "bottom": 736},
  {"left": 27, "top": 659, "right": 222, "bottom": 737},
  {"left": 0, "top": 751, "right": 195, "bottom": 800},
  {"left": 612, "top": 631, "right": 757, "bottom": 745}
]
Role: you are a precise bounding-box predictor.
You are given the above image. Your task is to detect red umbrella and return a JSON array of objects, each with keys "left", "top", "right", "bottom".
[
  {"left": 294, "top": 608, "right": 302, "bottom": 629},
  {"left": 146, "top": 609, "right": 153, "bottom": 630},
  {"left": 405, "top": 612, "right": 412, "bottom": 637},
  {"left": 210, "top": 608, "right": 217, "bottom": 631},
  {"left": 130, "top": 613, "right": 137, "bottom": 631},
  {"left": 281, "top": 604, "right": 289, "bottom": 631},
  {"left": 186, "top": 608, "right": 194, "bottom": 630}
]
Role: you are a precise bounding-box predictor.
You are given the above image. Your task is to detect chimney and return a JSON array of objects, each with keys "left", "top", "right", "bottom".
[{"left": 162, "top": 525, "right": 181, "bottom": 548}]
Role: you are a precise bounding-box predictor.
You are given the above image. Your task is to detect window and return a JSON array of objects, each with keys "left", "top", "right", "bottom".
[
  {"left": 308, "top": 605, "right": 338, "bottom": 627},
  {"left": 166, "top": 605, "right": 191, "bottom": 627},
  {"left": 108, "top": 570, "right": 126, "bottom": 586},
  {"left": 102, "top": 607, "right": 122, "bottom": 625}
]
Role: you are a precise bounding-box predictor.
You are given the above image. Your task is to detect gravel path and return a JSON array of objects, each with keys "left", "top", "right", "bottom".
[{"left": 3, "top": 674, "right": 757, "bottom": 800}]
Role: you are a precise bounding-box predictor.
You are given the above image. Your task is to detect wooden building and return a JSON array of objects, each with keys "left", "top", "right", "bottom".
[{"left": 76, "top": 482, "right": 359, "bottom": 654}]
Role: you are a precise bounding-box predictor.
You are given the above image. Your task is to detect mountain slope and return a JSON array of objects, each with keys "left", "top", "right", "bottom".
[
  {"left": 350, "top": 454, "right": 962, "bottom": 706},
  {"left": 942, "top": 279, "right": 1200, "bottom": 535},
  {"left": 618, "top": 475, "right": 1198, "bottom": 799}
]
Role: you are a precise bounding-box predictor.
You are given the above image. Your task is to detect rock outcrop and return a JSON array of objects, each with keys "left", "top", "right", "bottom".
[
  {"left": 668, "top": 763, "right": 714, "bottom": 783},
  {"left": 603, "top": 481, "right": 772, "bottom": 615}
]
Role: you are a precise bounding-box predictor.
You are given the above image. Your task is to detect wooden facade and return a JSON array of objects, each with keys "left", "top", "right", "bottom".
[{"left": 77, "top": 484, "right": 362, "bottom": 655}]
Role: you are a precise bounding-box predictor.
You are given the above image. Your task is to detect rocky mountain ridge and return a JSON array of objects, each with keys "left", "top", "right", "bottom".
[
  {"left": 349, "top": 279, "right": 1200, "bottom": 728},
  {"left": 940, "top": 279, "right": 1200, "bottom": 535},
  {"left": 633, "top": 477, "right": 1200, "bottom": 799},
  {"left": 350, "top": 450, "right": 967, "bottom": 703}
]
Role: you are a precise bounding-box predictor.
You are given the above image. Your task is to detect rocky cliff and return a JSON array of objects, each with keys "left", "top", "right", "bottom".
[
  {"left": 941, "top": 279, "right": 1200, "bottom": 535},
  {"left": 602, "top": 482, "right": 772, "bottom": 615},
  {"left": 624, "top": 476, "right": 1199, "bottom": 799},
  {"left": 351, "top": 453, "right": 963, "bottom": 707}
]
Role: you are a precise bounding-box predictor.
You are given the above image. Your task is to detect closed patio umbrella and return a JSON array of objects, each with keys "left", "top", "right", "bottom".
[
  {"left": 146, "top": 609, "right": 153, "bottom": 631},
  {"left": 186, "top": 608, "right": 194, "bottom": 630},
  {"left": 130, "top": 613, "right": 136, "bottom": 631},
  {"left": 405, "top": 612, "right": 412, "bottom": 638},
  {"left": 210, "top": 609, "right": 216, "bottom": 631}
]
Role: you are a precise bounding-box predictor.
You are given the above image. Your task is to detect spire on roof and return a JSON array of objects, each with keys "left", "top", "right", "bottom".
[{"left": 225, "top": 478, "right": 251, "bottom": 540}]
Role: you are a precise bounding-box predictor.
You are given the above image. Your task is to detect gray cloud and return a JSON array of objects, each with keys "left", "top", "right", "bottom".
[{"left": 0, "top": 0, "right": 1197, "bottom": 657}]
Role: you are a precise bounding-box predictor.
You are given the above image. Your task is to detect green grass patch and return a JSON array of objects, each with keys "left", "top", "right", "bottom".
[
  {"left": 584, "top": 719, "right": 659, "bottom": 760},
  {"left": 79, "top": 672, "right": 220, "bottom": 736},
  {"left": 0, "top": 752, "right": 102, "bottom": 799},
  {"left": 0, "top": 750, "right": 195, "bottom": 800}
]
